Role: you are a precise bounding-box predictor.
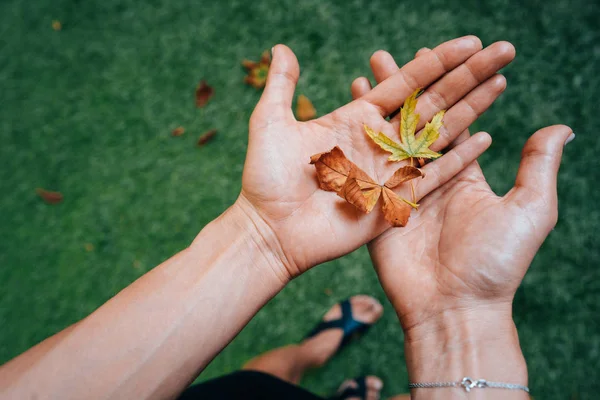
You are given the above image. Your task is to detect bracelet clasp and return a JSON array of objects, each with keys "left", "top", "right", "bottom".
[{"left": 460, "top": 377, "right": 488, "bottom": 392}]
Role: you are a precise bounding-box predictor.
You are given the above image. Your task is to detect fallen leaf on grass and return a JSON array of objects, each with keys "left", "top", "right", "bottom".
[
  {"left": 84, "top": 243, "right": 94, "bottom": 252},
  {"left": 310, "top": 146, "right": 422, "bottom": 227},
  {"left": 296, "top": 94, "right": 316, "bottom": 121},
  {"left": 52, "top": 20, "right": 62, "bottom": 31},
  {"left": 36, "top": 188, "right": 63, "bottom": 204},
  {"left": 195, "top": 80, "right": 214, "bottom": 107},
  {"left": 172, "top": 126, "right": 185, "bottom": 136},
  {"left": 364, "top": 88, "right": 444, "bottom": 162},
  {"left": 243, "top": 50, "right": 271, "bottom": 89},
  {"left": 197, "top": 129, "right": 217, "bottom": 146},
  {"left": 324, "top": 288, "right": 333, "bottom": 296}
]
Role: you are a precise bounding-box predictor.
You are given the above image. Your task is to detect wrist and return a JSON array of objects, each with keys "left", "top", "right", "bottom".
[
  {"left": 195, "top": 195, "right": 295, "bottom": 287},
  {"left": 404, "top": 304, "right": 528, "bottom": 399}
]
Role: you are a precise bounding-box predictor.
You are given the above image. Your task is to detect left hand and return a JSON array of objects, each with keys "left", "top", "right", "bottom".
[
  {"left": 364, "top": 48, "right": 572, "bottom": 335},
  {"left": 235, "top": 38, "right": 515, "bottom": 280}
]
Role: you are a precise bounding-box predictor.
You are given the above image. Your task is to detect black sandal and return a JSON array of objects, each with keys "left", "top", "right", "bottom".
[
  {"left": 333, "top": 376, "right": 369, "bottom": 400},
  {"left": 305, "top": 298, "right": 373, "bottom": 352}
]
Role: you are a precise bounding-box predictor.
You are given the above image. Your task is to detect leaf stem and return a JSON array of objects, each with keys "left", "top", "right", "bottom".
[{"left": 409, "top": 157, "right": 416, "bottom": 204}]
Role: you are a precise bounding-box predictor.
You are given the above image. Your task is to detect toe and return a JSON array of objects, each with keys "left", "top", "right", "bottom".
[
  {"left": 366, "top": 376, "right": 383, "bottom": 400},
  {"left": 366, "top": 375, "right": 383, "bottom": 390},
  {"left": 350, "top": 295, "right": 384, "bottom": 324}
]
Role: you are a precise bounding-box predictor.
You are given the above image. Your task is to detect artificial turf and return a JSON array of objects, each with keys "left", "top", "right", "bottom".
[{"left": 1, "top": 0, "right": 599, "bottom": 398}]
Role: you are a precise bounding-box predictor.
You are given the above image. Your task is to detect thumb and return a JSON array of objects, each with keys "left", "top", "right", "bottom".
[
  {"left": 254, "top": 44, "right": 300, "bottom": 121},
  {"left": 510, "top": 124, "right": 574, "bottom": 217}
]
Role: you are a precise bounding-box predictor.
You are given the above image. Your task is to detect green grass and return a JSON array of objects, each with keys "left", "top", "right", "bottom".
[{"left": 1, "top": 0, "right": 599, "bottom": 398}]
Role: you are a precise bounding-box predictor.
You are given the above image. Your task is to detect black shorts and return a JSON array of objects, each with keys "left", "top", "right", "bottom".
[{"left": 179, "top": 370, "right": 325, "bottom": 400}]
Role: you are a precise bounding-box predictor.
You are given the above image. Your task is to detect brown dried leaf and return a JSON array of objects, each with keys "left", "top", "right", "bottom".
[
  {"left": 381, "top": 187, "right": 413, "bottom": 227},
  {"left": 197, "top": 129, "right": 217, "bottom": 146},
  {"left": 310, "top": 147, "right": 422, "bottom": 227},
  {"left": 296, "top": 95, "right": 316, "bottom": 121},
  {"left": 195, "top": 80, "right": 214, "bottom": 107},
  {"left": 84, "top": 243, "right": 94, "bottom": 252},
  {"left": 243, "top": 50, "right": 271, "bottom": 89},
  {"left": 172, "top": 126, "right": 185, "bottom": 137},
  {"left": 309, "top": 146, "right": 354, "bottom": 192},
  {"left": 384, "top": 166, "right": 422, "bottom": 189},
  {"left": 339, "top": 167, "right": 381, "bottom": 213},
  {"left": 36, "top": 188, "right": 63, "bottom": 204},
  {"left": 52, "top": 20, "right": 62, "bottom": 31}
]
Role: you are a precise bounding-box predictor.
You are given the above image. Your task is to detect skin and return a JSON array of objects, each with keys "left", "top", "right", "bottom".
[
  {"left": 356, "top": 48, "right": 574, "bottom": 399},
  {"left": 1, "top": 36, "right": 567, "bottom": 400},
  {"left": 242, "top": 296, "right": 384, "bottom": 400},
  {"left": 240, "top": 36, "right": 513, "bottom": 276}
]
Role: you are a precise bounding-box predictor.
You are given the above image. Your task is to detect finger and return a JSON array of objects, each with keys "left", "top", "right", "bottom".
[
  {"left": 351, "top": 77, "right": 372, "bottom": 100},
  {"left": 370, "top": 48, "right": 429, "bottom": 89},
  {"left": 378, "top": 48, "right": 424, "bottom": 119},
  {"left": 358, "top": 48, "right": 431, "bottom": 107},
  {"left": 509, "top": 125, "right": 574, "bottom": 210},
  {"left": 414, "top": 47, "right": 431, "bottom": 58},
  {"left": 429, "top": 74, "right": 507, "bottom": 151},
  {"left": 370, "top": 50, "right": 400, "bottom": 83},
  {"left": 417, "top": 131, "right": 492, "bottom": 199},
  {"left": 361, "top": 35, "right": 483, "bottom": 116},
  {"left": 448, "top": 129, "right": 471, "bottom": 149},
  {"left": 389, "top": 41, "right": 515, "bottom": 131},
  {"left": 256, "top": 44, "right": 300, "bottom": 120}
]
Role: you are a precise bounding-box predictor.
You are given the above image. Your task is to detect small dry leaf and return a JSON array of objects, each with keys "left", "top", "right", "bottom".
[
  {"left": 339, "top": 166, "right": 382, "bottom": 213},
  {"left": 296, "top": 95, "right": 316, "bottom": 121},
  {"left": 340, "top": 165, "right": 421, "bottom": 227},
  {"left": 195, "top": 80, "right": 214, "bottom": 107},
  {"left": 197, "top": 129, "right": 217, "bottom": 146},
  {"left": 324, "top": 288, "right": 333, "bottom": 296},
  {"left": 172, "top": 126, "right": 185, "bottom": 136},
  {"left": 52, "top": 20, "right": 62, "bottom": 31},
  {"left": 36, "top": 188, "right": 63, "bottom": 204},
  {"left": 84, "top": 243, "right": 95, "bottom": 252},
  {"left": 243, "top": 50, "right": 271, "bottom": 89},
  {"left": 310, "top": 147, "right": 422, "bottom": 227},
  {"left": 309, "top": 146, "right": 353, "bottom": 193}
]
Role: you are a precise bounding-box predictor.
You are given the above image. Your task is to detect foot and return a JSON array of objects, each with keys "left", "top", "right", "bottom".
[
  {"left": 300, "top": 295, "right": 383, "bottom": 367},
  {"left": 336, "top": 376, "right": 383, "bottom": 400}
]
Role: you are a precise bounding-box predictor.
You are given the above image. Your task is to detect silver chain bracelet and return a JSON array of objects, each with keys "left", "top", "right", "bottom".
[{"left": 409, "top": 377, "right": 530, "bottom": 393}]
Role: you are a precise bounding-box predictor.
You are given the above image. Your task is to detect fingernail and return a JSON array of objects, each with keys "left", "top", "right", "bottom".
[
  {"left": 374, "top": 379, "right": 383, "bottom": 390},
  {"left": 459, "top": 35, "right": 481, "bottom": 48},
  {"left": 271, "top": 46, "right": 275, "bottom": 57},
  {"left": 565, "top": 133, "right": 575, "bottom": 145}
]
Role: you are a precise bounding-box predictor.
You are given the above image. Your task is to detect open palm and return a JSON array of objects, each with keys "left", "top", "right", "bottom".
[
  {"left": 363, "top": 50, "right": 574, "bottom": 331},
  {"left": 238, "top": 37, "right": 516, "bottom": 278}
]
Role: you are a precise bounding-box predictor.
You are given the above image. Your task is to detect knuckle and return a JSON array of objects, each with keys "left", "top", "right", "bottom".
[{"left": 426, "top": 88, "right": 449, "bottom": 111}]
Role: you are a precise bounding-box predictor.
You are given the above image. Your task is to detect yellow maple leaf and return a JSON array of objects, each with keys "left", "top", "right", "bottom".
[{"left": 365, "top": 89, "right": 444, "bottom": 162}]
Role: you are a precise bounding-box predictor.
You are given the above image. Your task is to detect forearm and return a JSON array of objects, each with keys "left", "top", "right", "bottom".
[
  {"left": 0, "top": 198, "right": 289, "bottom": 399},
  {"left": 403, "top": 306, "right": 529, "bottom": 400}
]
